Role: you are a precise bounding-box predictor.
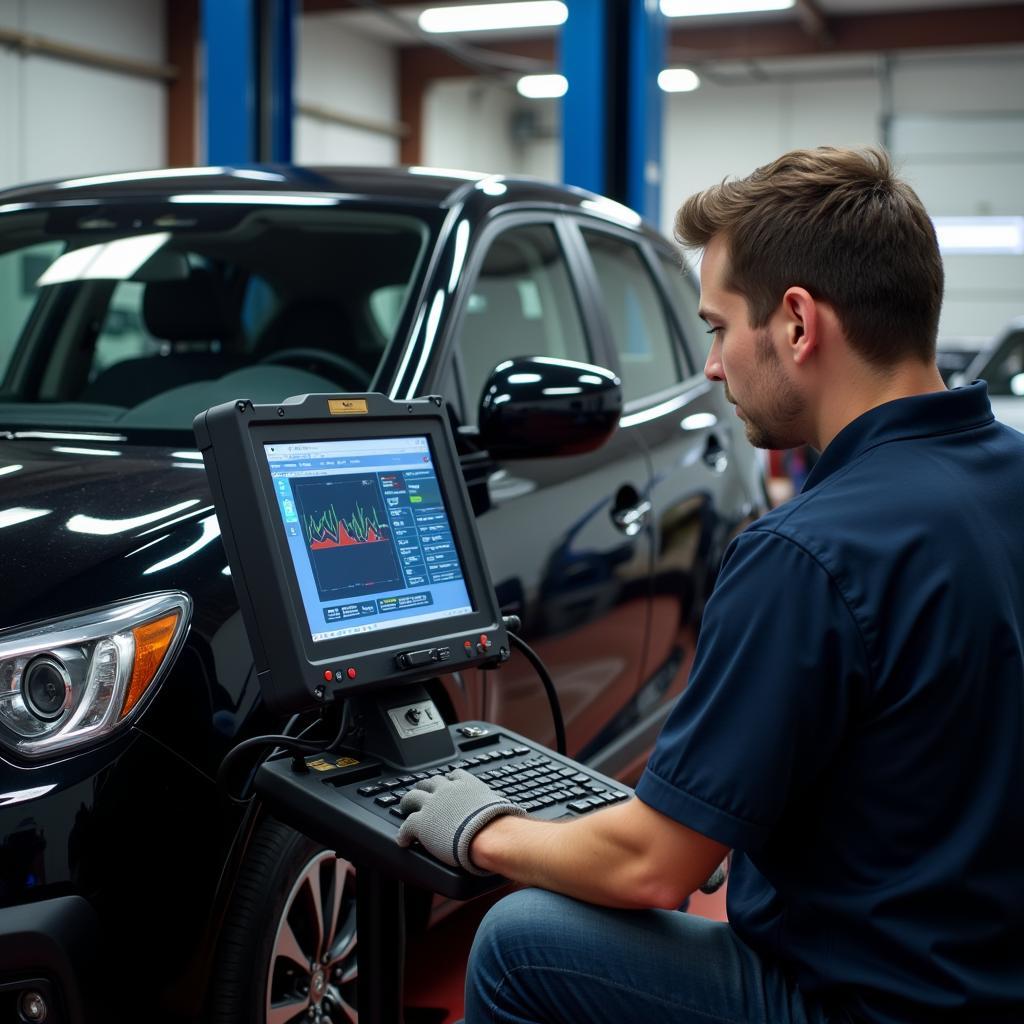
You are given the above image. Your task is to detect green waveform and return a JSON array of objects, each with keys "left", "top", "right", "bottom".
[{"left": 304, "top": 501, "right": 386, "bottom": 545}]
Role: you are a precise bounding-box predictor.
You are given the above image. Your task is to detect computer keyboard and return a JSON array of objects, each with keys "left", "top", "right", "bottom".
[
  {"left": 256, "top": 721, "right": 635, "bottom": 899},
  {"left": 355, "top": 747, "right": 630, "bottom": 824}
]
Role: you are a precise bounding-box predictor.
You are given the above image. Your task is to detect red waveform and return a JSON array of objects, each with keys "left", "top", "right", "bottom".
[{"left": 309, "top": 522, "right": 383, "bottom": 549}]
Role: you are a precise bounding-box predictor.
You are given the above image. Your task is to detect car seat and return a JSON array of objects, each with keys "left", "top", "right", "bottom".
[{"left": 80, "top": 270, "right": 245, "bottom": 406}]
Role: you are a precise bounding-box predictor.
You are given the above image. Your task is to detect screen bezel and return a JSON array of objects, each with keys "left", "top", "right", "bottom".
[{"left": 247, "top": 416, "right": 496, "bottom": 668}]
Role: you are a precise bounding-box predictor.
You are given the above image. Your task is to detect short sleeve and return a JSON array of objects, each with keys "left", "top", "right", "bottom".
[{"left": 635, "top": 528, "right": 870, "bottom": 851}]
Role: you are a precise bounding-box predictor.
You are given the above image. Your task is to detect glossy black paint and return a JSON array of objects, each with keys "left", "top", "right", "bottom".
[
  {"left": 478, "top": 356, "right": 623, "bottom": 459},
  {"left": 0, "top": 166, "right": 765, "bottom": 1021}
]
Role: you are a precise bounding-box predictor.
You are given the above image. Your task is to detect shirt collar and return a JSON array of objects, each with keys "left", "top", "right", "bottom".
[{"left": 803, "top": 380, "right": 994, "bottom": 491}]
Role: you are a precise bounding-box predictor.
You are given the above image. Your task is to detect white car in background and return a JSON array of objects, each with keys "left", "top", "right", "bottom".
[{"left": 958, "top": 317, "right": 1024, "bottom": 434}]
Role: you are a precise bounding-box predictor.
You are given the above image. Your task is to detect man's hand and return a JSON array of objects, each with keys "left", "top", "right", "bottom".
[{"left": 396, "top": 768, "right": 526, "bottom": 875}]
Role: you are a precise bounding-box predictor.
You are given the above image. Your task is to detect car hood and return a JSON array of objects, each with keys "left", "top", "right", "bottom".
[{"left": 0, "top": 437, "right": 219, "bottom": 625}]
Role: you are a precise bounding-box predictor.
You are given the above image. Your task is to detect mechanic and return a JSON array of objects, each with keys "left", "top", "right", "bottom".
[{"left": 397, "top": 147, "right": 1024, "bottom": 1024}]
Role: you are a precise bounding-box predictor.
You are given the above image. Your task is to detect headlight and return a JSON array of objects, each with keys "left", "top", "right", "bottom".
[{"left": 0, "top": 592, "right": 191, "bottom": 759}]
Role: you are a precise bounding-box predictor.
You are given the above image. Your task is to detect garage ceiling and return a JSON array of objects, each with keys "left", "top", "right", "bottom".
[{"left": 306, "top": 0, "right": 1024, "bottom": 51}]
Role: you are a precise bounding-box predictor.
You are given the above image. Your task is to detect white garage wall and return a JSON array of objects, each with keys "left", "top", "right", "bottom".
[
  {"left": 888, "top": 52, "right": 1024, "bottom": 339},
  {"left": 662, "top": 47, "right": 1024, "bottom": 342},
  {"left": 0, "top": 0, "right": 166, "bottom": 191},
  {"left": 295, "top": 17, "right": 399, "bottom": 167},
  {"left": 423, "top": 78, "right": 536, "bottom": 175}
]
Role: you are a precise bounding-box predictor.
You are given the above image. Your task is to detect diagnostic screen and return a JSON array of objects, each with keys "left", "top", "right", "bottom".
[{"left": 265, "top": 436, "right": 474, "bottom": 643}]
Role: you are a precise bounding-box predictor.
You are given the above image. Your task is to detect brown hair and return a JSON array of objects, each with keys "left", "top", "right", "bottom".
[{"left": 674, "top": 146, "right": 944, "bottom": 366}]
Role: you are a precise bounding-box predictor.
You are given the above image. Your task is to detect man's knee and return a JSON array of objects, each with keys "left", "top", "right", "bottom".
[
  {"left": 466, "top": 888, "right": 567, "bottom": 1016},
  {"left": 470, "top": 888, "right": 561, "bottom": 971}
]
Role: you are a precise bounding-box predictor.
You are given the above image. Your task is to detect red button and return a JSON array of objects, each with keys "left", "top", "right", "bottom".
[
  {"left": 480, "top": 634, "right": 488, "bottom": 644},
  {"left": 346, "top": 668, "right": 357, "bottom": 680},
  {"left": 323, "top": 670, "right": 333, "bottom": 681},
  {"left": 464, "top": 640, "right": 473, "bottom": 648}
]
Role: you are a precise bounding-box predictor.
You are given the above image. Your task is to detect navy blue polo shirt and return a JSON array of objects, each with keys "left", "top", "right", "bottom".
[{"left": 636, "top": 382, "right": 1024, "bottom": 1023}]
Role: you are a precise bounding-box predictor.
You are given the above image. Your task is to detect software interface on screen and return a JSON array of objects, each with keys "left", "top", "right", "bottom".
[{"left": 265, "top": 436, "right": 474, "bottom": 643}]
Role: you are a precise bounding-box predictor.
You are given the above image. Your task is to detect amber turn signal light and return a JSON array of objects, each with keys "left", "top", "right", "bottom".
[{"left": 123, "top": 611, "right": 181, "bottom": 718}]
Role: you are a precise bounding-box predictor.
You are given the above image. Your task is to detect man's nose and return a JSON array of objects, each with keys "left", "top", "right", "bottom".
[{"left": 704, "top": 341, "right": 724, "bottom": 382}]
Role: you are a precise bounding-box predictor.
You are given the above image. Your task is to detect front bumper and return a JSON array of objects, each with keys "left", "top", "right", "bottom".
[{"left": 0, "top": 895, "right": 98, "bottom": 1024}]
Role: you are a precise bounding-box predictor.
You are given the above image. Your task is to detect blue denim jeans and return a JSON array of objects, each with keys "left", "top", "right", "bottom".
[{"left": 464, "top": 888, "right": 833, "bottom": 1024}]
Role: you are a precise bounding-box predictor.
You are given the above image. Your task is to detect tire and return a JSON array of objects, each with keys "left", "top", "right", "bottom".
[{"left": 210, "top": 817, "right": 359, "bottom": 1024}]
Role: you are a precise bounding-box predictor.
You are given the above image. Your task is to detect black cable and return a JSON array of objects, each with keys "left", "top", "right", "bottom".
[
  {"left": 217, "top": 704, "right": 352, "bottom": 803},
  {"left": 506, "top": 629, "right": 566, "bottom": 756}
]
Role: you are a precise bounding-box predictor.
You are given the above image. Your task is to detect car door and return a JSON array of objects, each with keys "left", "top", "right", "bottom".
[
  {"left": 431, "top": 214, "right": 654, "bottom": 773},
  {"left": 569, "top": 221, "right": 762, "bottom": 730}
]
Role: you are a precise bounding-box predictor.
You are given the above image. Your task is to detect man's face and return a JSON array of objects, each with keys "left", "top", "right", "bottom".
[{"left": 699, "top": 235, "right": 806, "bottom": 450}]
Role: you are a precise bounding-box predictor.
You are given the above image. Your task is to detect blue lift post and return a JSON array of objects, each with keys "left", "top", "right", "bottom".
[
  {"left": 560, "top": 0, "right": 665, "bottom": 224},
  {"left": 202, "top": 0, "right": 295, "bottom": 164}
]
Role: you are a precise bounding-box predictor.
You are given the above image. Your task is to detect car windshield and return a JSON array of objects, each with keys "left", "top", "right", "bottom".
[{"left": 0, "top": 203, "right": 433, "bottom": 431}]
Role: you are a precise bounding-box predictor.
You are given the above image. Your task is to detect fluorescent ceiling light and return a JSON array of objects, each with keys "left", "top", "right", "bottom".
[
  {"left": 658, "top": 68, "right": 701, "bottom": 92},
  {"left": 932, "top": 216, "right": 1024, "bottom": 255},
  {"left": 419, "top": 1, "right": 567, "bottom": 33},
  {"left": 36, "top": 232, "right": 169, "bottom": 286},
  {"left": 517, "top": 74, "right": 568, "bottom": 99},
  {"left": 661, "top": 0, "right": 794, "bottom": 16}
]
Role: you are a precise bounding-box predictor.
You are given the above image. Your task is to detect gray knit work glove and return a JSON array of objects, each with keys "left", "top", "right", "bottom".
[{"left": 396, "top": 768, "right": 527, "bottom": 875}]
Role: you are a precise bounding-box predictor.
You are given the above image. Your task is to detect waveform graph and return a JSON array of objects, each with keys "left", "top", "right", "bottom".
[
  {"left": 290, "top": 475, "right": 404, "bottom": 601},
  {"left": 305, "top": 500, "right": 388, "bottom": 550}
]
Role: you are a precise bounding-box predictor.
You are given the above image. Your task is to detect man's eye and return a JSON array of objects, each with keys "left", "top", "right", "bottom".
[{"left": 705, "top": 326, "right": 723, "bottom": 336}]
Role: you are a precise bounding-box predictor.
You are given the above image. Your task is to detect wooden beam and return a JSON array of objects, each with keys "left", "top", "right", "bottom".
[
  {"left": 167, "top": 0, "right": 199, "bottom": 166},
  {"left": 668, "top": 4, "right": 1024, "bottom": 61},
  {"left": 793, "top": 0, "right": 832, "bottom": 47}
]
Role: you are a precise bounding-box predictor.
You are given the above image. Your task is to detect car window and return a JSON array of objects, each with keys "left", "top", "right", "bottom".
[
  {"left": 0, "top": 240, "right": 64, "bottom": 382},
  {"left": 982, "top": 330, "right": 1024, "bottom": 396},
  {"left": 656, "top": 251, "right": 705, "bottom": 377},
  {"left": 0, "top": 209, "right": 431, "bottom": 428},
  {"left": 453, "top": 222, "right": 590, "bottom": 417},
  {"left": 581, "top": 229, "right": 682, "bottom": 403}
]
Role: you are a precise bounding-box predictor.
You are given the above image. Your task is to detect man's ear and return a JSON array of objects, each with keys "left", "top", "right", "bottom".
[{"left": 782, "top": 287, "right": 818, "bottom": 366}]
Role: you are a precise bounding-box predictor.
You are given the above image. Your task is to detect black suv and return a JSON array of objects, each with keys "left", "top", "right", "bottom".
[{"left": 0, "top": 167, "right": 765, "bottom": 1023}]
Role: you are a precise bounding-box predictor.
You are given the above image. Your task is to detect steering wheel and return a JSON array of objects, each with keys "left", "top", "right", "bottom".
[{"left": 259, "top": 347, "right": 372, "bottom": 390}]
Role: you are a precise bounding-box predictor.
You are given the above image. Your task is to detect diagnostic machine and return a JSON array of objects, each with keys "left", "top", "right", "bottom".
[{"left": 194, "top": 393, "right": 631, "bottom": 1023}]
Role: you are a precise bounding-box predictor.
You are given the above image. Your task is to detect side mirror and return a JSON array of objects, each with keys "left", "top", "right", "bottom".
[{"left": 477, "top": 356, "right": 622, "bottom": 460}]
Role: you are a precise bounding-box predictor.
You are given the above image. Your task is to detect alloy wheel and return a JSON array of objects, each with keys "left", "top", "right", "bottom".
[{"left": 265, "top": 850, "right": 358, "bottom": 1023}]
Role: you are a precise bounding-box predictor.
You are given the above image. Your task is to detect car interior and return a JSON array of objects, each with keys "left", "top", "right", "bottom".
[{"left": 0, "top": 209, "right": 430, "bottom": 429}]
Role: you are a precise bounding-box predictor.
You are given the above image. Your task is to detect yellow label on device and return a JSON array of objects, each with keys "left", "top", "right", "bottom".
[{"left": 328, "top": 399, "right": 368, "bottom": 416}]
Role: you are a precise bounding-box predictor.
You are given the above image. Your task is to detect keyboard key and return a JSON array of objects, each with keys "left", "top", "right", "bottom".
[
  {"left": 381, "top": 778, "right": 403, "bottom": 789},
  {"left": 375, "top": 794, "right": 399, "bottom": 807},
  {"left": 389, "top": 807, "right": 408, "bottom": 819},
  {"left": 566, "top": 799, "right": 594, "bottom": 813},
  {"left": 357, "top": 784, "right": 383, "bottom": 797}
]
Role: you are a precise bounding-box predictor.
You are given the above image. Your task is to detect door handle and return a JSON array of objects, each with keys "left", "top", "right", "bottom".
[
  {"left": 611, "top": 485, "right": 652, "bottom": 535},
  {"left": 703, "top": 434, "right": 729, "bottom": 473}
]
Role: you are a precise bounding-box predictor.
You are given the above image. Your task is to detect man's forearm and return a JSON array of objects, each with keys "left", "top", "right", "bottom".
[{"left": 469, "top": 799, "right": 726, "bottom": 909}]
